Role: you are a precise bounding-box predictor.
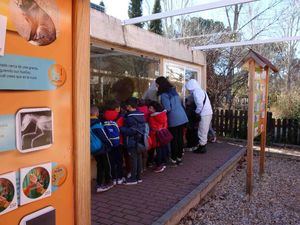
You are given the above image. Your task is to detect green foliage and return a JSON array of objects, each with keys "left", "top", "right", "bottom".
[
  {"left": 128, "top": 0, "right": 143, "bottom": 28},
  {"left": 149, "top": 0, "right": 163, "bottom": 35},
  {"left": 99, "top": 1, "right": 105, "bottom": 13},
  {"left": 272, "top": 87, "right": 300, "bottom": 120}
]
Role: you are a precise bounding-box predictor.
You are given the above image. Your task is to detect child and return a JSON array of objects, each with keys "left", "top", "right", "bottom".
[
  {"left": 120, "top": 97, "right": 146, "bottom": 185},
  {"left": 148, "top": 101, "right": 168, "bottom": 173},
  {"left": 90, "top": 106, "right": 114, "bottom": 193},
  {"left": 137, "top": 99, "right": 151, "bottom": 172},
  {"left": 103, "top": 100, "right": 125, "bottom": 185}
]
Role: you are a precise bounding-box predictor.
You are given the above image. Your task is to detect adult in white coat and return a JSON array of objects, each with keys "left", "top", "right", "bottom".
[{"left": 185, "top": 79, "right": 213, "bottom": 153}]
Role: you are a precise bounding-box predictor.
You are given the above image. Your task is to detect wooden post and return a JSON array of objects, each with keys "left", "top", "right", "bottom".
[
  {"left": 259, "top": 67, "right": 269, "bottom": 176},
  {"left": 73, "top": 1, "right": 91, "bottom": 225},
  {"left": 246, "top": 59, "right": 255, "bottom": 195}
]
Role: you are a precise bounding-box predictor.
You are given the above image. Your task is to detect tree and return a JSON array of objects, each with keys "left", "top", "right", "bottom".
[
  {"left": 128, "top": 0, "right": 144, "bottom": 28},
  {"left": 99, "top": 1, "right": 106, "bottom": 13},
  {"left": 149, "top": 0, "right": 163, "bottom": 34}
]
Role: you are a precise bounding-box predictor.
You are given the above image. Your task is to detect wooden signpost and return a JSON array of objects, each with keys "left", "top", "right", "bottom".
[{"left": 237, "top": 49, "right": 278, "bottom": 195}]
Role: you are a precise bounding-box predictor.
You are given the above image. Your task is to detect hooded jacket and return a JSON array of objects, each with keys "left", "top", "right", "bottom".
[
  {"left": 120, "top": 110, "right": 146, "bottom": 150},
  {"left": 160, "top": 87, "right": 188, "bottom": 127},
  {"left": 103, "top": 110, "right": 124, "bottom": 127},
  {"left": 90, "top": 118, "right": 113, "bottom": 154},
  {"left": 185, "top": 79, "right": 213, "bottom": 116},
  {"left": 149, "top": 110, "right": 168, "bottom": 148},
  {"left": 137, "top": 106, "right": 150, "bottom": 122}
]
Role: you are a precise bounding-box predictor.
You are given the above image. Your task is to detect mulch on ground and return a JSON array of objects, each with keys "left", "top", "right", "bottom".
[{"left": 91, "top": 141, "right": 244, "bottom": 225}]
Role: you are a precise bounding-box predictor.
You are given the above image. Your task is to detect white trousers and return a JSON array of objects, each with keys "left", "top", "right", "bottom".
[{"left": 198, "top": 115, "right": 212, "bottom": 146}]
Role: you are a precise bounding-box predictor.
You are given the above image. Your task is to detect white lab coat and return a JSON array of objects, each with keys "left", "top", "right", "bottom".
[{"left": 185, "top": 79, "right": 213, "bottom": 116}]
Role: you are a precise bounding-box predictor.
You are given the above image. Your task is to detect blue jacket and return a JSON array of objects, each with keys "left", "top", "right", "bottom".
[
  {"left": 120, "top": 110, "right": 145, "bottom": 150},
  {"left": 160, "top": 88, "right": 188, "bottom": 127},
  {"left": 91, "top": 118, "right": 113, "bottom": 154}
]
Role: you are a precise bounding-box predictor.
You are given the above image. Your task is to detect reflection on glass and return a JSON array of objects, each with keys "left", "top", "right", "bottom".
[
  {"left": 90, "top": 47, "right": 159, "bottom": 105},
  {"left": 185, "top": 69, "right": 198, "bottom": 81}
]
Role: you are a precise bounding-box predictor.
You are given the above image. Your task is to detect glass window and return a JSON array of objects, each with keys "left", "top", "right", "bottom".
[{"left": 90, "top": 46, "right": 160, "bottom": 106}]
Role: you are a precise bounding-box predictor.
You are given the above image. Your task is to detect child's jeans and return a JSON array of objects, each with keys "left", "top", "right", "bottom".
[
  {"left": 156, "top": 145, "right": 168, "bottom": 166},
  {"left": 128, "top": 148, "right": 142, "bottom": 181},
  {"left": 108, "top": 146, "right": 123, "bottom": 180},
  {"left": 94, "top": 153, "right": 111, "bottom": 186}
]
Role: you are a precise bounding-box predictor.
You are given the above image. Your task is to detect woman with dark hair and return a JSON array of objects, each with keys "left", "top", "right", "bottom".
[{"left": 155, "top": 77, "right": 188, "bottom": 166}]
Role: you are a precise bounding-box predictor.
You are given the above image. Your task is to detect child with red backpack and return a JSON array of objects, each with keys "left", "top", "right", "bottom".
[
  {"left": 103, "top": 100, "right": 125, "bottom": 185},
  {"left": 148, "top": 101, "right": 172, "bottom": 173}
]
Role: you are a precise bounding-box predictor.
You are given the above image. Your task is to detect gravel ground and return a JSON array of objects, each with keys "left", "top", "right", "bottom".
[{"left": 179, "top": 154, "right": 300, "bottom": 225}]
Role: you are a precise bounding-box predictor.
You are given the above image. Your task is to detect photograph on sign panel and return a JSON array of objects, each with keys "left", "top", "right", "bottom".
[
  {"left": 16, "top": 108, "right": 53, "bottom": 153},
  {"left": 9, "top": 0, "right": 59, "bottom": 46}
]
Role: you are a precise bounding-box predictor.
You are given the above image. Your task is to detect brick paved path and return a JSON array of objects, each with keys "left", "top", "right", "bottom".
[{"left": 91, "top": 141, "right": 244, "bottom": 225}]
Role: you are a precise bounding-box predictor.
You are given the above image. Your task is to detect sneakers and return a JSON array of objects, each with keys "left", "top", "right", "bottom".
[
  {"left": 117, "top": 178, "right": 125, "bottom": 185},
  {"left": 177, "top": 158, "right": 183, "bottom": 166},
  {"left": 124, "top": 178, "right": 138, "bottom": 185},
  {"left": 169, "top": 158, "right": 177, "bottom": 167},
  {"left": 96, "top": 185, "right": 109, "bottom": 193},
  {"left": 96, "top": 183, "right": 114, "bottom": 193},
  {"left": 154, "top": 165, "right": 166, "bottom": 173},
  {"left": 193, "top": 145, "right": 207, "bottom": 154},
  {"left": 137, "top": 179, "right": 143, "bottom": 183}
]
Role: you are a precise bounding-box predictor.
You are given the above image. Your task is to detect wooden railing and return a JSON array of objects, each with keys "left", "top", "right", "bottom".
[{"left": 212, "top": 110, "right": 300, "bottom": 146}]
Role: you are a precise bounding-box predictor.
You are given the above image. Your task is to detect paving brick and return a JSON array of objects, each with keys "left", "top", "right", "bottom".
[
  {"left": 92, "top": 142, "right": 244, "bottom": 225},
  {"left": 110, "top": 216, "right": 129, "bottom": 224},
  {"left": 94, "top": 218, "right": 114, "bottom": 225}
]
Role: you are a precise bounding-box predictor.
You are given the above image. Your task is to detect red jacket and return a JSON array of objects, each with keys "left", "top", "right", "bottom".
[
  {"left": 137, "top": 106, "right": 150, "bottom": 122},
  {"left": 149, "top": 110, "right": 168, "bottom": 148},
  {"left": 103, "top": 110, "right": 124, "bottom": 144}
]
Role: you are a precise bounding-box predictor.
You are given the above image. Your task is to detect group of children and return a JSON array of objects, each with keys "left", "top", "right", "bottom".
[{"left": 90, "top": 97, "right": 170, "bottom": 193}]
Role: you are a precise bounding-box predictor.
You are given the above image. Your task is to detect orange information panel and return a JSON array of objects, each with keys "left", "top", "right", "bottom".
[{"left": 0, "top": 1, "right": 74, "bottom": 225}]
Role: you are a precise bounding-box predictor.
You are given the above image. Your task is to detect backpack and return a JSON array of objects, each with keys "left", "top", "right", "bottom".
[
  {"left": 134, "top": 126, "right": 150, "bottom": 154},
  {"left": 157, "top": 128, "right": 173, "bottom": 146},
  {"left": 90, "top": 123, "right": 104, "bottom": 155},
  {"left": 103, "top": 121, "right": 120, "bottom": 147}
]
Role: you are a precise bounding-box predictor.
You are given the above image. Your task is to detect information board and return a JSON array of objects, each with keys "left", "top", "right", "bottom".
[
  {"left": 0, "top": 1, "right": 74, "bottom": 225},
  {"left": 253, "top": 68, "right": 267, "bottom": 137}
]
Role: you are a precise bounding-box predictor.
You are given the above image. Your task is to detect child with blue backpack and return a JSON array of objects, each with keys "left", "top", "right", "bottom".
[
  {"left": 90, "top": 106, "right": 114, "bottom": 193},
  {"left": 103, "top": 100, "right": 125, "bottom": 185}
]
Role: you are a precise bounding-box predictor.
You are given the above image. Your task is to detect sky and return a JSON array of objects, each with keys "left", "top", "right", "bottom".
[
  {"left": 90, "top": 0, "right": 224, "bottom": 21},
  {"left": 91, "top": 0, "right": 130, "bottom": 20}
]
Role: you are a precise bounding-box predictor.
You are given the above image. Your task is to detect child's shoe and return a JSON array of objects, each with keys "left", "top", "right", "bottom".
[
  {"left": 169, "top": 158, "right": 177, "bottom": 167},
  {"left": 96, "top": 185, "right": 109, "bottom": 193},
  {"left": 124, "top": 178, "right": 138, "bottom": 185},
  {"left": 106, "top": 182, "right": 114, "bottom": 190},
  {"left": 117, "top": 178, "right": 125, "bottom": 185},
  {"left": 154, "top": 165, "right": 166, "bottom": 173},
  {"left": 177, "top": 158, "right": 183, "bottom": 166}
]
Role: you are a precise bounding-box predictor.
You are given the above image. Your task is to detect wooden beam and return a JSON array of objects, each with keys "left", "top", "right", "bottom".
[
  {"left": 259, "top": 67, "right": 269, "bottom": 176},
  {"left": 73, "top": 1, "right": 91, "bottom": 225},
  {"left": 246, "top": 59, "right": 255, "bottom": 195}
]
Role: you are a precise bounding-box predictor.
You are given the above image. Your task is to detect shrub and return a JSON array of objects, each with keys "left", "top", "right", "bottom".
[{"left": 271, "top": 87, "right": 300, "bottom": 120}]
